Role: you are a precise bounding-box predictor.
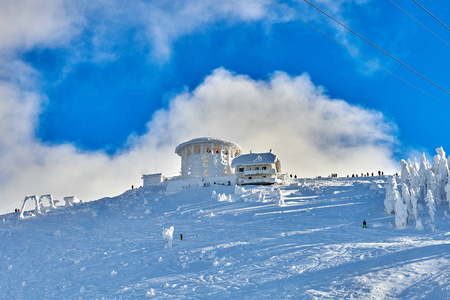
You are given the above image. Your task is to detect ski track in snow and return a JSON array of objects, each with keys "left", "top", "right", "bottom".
[{"left": 1, "top": 177, "right": 450, "bottom": 299}]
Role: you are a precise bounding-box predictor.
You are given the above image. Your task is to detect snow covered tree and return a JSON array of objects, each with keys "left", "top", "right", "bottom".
[
  {"left": 394, "top": 192, "right": 408, "bottom": 229},
  {"left": 409, "top": 187, "right": 419, "bottom": 221},
  {"left": 390, "top": 147, "right": 450, "bottom": 228},
  {"left": 400, "top": 159, "right": 411, "bottom": 185},
  {"left": 445, "top": 180, "right": 450, "bottom": 210},
  {"left": 427, "top": 170, "right": 438, "bottom": 205},
  {"left": 384, "top": 176, "right": 401, "bottom": 215},
  {"left": 410, "top": 168, "right": 421, "bottom": 205},
  {"left": 412, "top": 157, "right": 420, "bottom": 173},
  {"left": 277, "top": 189, "right": 285, "bottom": 207},
  {"left": 401, "top": 182, "right": 412, "bottom": 219},
  {"left": 432, "top": 147, "right": 449, "bottom": 205},
  {"left": 162, "top": 226, "right": 174, "bottom": 248},
  {"left": 419, "top": 153, "right": 431, "bottom": 195},
  {"left": 424, "top": 190, "right": 436, "bottom": 222}
]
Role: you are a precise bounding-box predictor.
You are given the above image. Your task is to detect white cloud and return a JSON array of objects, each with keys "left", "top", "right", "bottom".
[
  {"left": 0, "top": 0, "right": 372, "bottom": 64},
  {"left": 0, "top": 0, "right": 396, "bottom": 214},
  {"left": 0, "top": 67, "right": 398, "bottom": 213},
  {"left": 141, "top": 68, "right": 398, "bottom": 176},
  {"left": 139, "top": 0, "right": 372, "bottom": 61},
  {"left": 0, "top": 0, "right": 77, "bottom": 53},
  {"left": 139, "top": 0, "right": 272, "bottom": 60}
]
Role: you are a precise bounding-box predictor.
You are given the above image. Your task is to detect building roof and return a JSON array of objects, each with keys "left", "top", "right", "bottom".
[
  {"left": 175, "top": 137, "right": 242, "bottom": 156},
  {"left": 231, "top": 152, "right": 278, "bottom": 168},
  {"left": 142, "top": 173, "right": 163, "bottom": 177}
]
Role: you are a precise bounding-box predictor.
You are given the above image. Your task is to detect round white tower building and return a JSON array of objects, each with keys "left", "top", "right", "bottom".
[{"left": 175, "top": 137, "right": 242, "bottom": 178}]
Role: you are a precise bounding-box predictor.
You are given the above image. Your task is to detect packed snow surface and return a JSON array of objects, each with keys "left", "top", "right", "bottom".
[{"left": 1, "top": 177, "right": 450, "bottom": 299}]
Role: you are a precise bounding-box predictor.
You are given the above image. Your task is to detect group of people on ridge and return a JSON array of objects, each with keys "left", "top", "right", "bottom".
[{"left": 349, "top": 171, "right": 385, "bottom": 178}]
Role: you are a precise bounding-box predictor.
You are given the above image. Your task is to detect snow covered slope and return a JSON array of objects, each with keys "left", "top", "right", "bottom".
[{"left": 1, "top": 177, "right": 450, "bottom": 299}]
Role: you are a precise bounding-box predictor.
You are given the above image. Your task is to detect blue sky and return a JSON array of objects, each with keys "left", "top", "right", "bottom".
[
  {"left": 0, "top": 0, "right": 449, "bottom": 211},
  {"left": 28, "top": 0, "right": 450, "bottom": 153}
]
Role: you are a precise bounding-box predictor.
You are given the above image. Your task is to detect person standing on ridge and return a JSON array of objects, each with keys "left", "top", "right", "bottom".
[{"left": 363, "top": 220, "right": 367, "bottom": 228}]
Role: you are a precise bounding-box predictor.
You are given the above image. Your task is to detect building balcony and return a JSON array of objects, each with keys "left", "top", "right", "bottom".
[
  {"left": 241, "top": 177, "right": 277, "bottom": 185},
  {"left": 243, "top": 169, "right": 276, "bottom": 176}
]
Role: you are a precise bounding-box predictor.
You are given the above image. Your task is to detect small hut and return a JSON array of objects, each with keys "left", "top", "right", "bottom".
[{"left": 231, "top": 150, "right": 282, "bottom": 185}]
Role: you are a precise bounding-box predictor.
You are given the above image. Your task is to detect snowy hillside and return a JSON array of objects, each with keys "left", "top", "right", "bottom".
[{"left": 1, "top": 177, "right": 450, "bottom": 299}]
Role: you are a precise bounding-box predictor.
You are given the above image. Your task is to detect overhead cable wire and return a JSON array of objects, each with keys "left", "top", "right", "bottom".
[
  {"left": 301, "top": 0, "right": 450, "bottom": 97},
  {"left": 389, "top": 0, "right": 450, "bottom": 48},
  {"left": 267, "top": 0, "right": 449, "bottom": 107},
  {"left": 0, "top": 201, "right": 23, "bottom": 215},
  {"left": 412, "top": 0, "right": 450, "bottom": 31}
]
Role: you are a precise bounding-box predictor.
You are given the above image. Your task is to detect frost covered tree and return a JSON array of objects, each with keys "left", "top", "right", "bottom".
[
  {"left": 384, "top": 176, "right": 401, "bottom": 215},
  {"left": 409, "top": 187, "right": 419, "bottom": 221},
  {"left": 400, "top": 159, "right": 411, "bottom": 185},
  {"left": 388, "top": 147, "right": 450, "bottom": 229},
  {"left": 401, "top": 182, "right": 412, "bottom": 219},
  {"left": 424, "top": 190, "right": 436, "bottom": 222},
  {"left": 413, "top": 157, "right": 420, "bottom": 172},
  {"left": 432, "top": 147, "right": 448, "bottom": 205},
  {"left": 277, "top": 189, "right": 285, "bottom": 207},
  {"left": 445, "top": 181, "right": 450, "bottom": 210},
  {"left": 162, "top": 226, "right": 174, "bottom": 248},
  {"left": 409, "top": 164, "right": 421, "bottom": 199},
  {"left": 427, "top": 170, "right": 437, "bottom": 203},
  {"left": 419, "top": 153, "right": 431, "bottom": 194},
  {"left": 394, "top": 191, "right": 408, "bottom": 229}
]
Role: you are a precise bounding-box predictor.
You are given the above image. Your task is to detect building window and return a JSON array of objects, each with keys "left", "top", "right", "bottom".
[
  {"left": 248, "top": 176, "right": 252, "bottom": 179},
  {"left": 262, "top": 166, "right": 267, "bottom": 170},
  {"left": 239, "top": 168, "right": 244, "bottom": 172},
  {"left": 255, "top": 167, "right": 259, "bottom": 170},
  {"left": 194, "top": 145, "right": 201, "bottom": 154}
]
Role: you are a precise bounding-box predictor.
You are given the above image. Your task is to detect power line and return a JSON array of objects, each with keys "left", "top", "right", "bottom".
[
  {"left": 0, "top": 201, "right": 23, "bottom": 215},
  {"left": 301, "top": 0, "right": 450, "bottom": 97},
  {"left": 389, "top": 0, "right": 450, "bottom": 47},
  {"left": 412, "top": 0, "right": 450, "bottom": 31},
  {"left": 267, "top": 0, "right": 449, "bottom": 107}
]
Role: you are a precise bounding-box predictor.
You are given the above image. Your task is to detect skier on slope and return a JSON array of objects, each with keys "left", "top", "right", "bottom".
[{"left": 363, "top": 220, "right": 367, "bottom": 228}]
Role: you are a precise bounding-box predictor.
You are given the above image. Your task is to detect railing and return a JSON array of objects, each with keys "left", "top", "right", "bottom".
[
  {"left": 244, "top": 169, "right": 276, "bottom": 176},
  {"left": 242, "top": 177, "right": 277, "bottom": 184}
]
